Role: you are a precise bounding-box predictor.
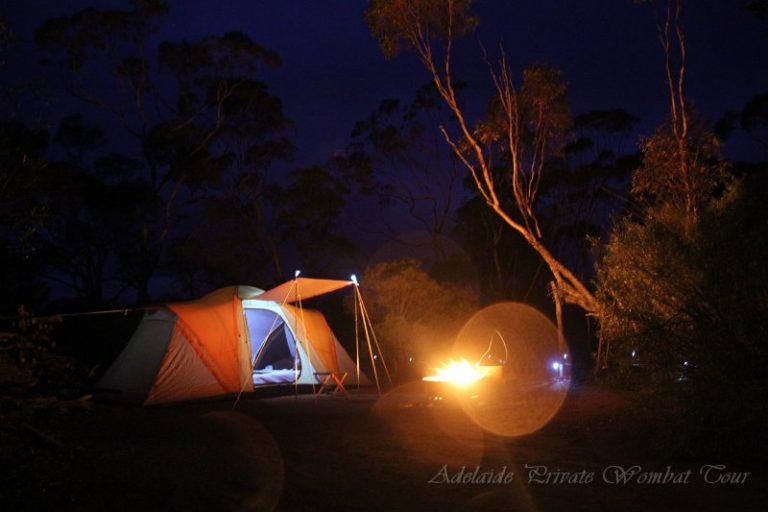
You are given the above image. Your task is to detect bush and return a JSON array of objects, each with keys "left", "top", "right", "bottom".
[
  {"left": 597, "top": 176, "right": 768, "bottom": 458},
  {"left": 358, "top": 259, "right": 479, "bottom": 379},
  {"left": 0, "top": 313, "right": 83, "bottom": 406}
]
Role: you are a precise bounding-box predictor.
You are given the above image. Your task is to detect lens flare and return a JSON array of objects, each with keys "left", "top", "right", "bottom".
[{"left": 451, "top": 302, "right": 570, "bottom": 437}]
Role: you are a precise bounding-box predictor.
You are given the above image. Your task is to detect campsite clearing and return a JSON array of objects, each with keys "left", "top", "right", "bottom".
[{"left": 1, "top": 383, "right": 764, "bottom": 511}]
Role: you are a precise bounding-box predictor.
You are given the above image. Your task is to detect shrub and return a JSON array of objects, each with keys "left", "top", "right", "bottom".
[
  {"left": 597, "top": 176, "right": 768, "bottom": 458},
  {"left": 358, "top": 259, "right": 479, "bottom": 379}
]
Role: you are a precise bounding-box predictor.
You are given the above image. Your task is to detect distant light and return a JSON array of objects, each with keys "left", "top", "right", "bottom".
[
  {"left": 373, "top": 354, "right": 378, "bottom": 360},
  {"left": 408, "top": 356, "right": 413, "bottom": 363},
  {"left": 552, "top": 361, "right": 561, "bottom": 371},
  {"left": 563, "top": 353, "right": 568, "bottom": 360},
  {"left": 683, "top": 361, "right": 688, "bottom": 366},
  {"left": 350, "top": 274, "right": 358, "bottom": 285},
  {"left": 294, "top": 270, "right": 301, "bottom": 278},
  {"left": 631, "top": 350, "right": 636, "bottom": 358}
]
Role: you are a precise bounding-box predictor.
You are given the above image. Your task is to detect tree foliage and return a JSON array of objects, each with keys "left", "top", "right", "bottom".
[
  {"left": 598, "top": 173, "right": 768, "bottom": 457},
  {"left": 633, "top": 111, "right": 729, "bottom": 217},
  {"left": 0, "top": 121, "right": 50, "bottom": 311},
  {"left": 742, "top": 0, "right": 768, "bottom": 19},
  {"left": 365, "top": 0, "right": 478, "bottom": 60},
  {"left": 359, "top": 259, "right": 478, "bottom": 377},
  {"left": 270, "top": 162, "right": 355, "bottom": 277},
  {"left": 34, "top": 2, "right": 292, "bottom": 302},
  {"left": 716, "top": 92, "right": 768, "bottom": 157},
  {"left": 455, "top": 107, "right": 640, "bottom": 303},
  {"left": 348, "top": 83, "right": 465, "bottom": 267},
  {"left": 366, "top": 0, "right": 599, "bottom": 318}
]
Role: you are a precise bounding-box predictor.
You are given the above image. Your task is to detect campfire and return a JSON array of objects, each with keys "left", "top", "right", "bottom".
[{"left": 422, "top": 358, "right": 490, "bottom": 386}]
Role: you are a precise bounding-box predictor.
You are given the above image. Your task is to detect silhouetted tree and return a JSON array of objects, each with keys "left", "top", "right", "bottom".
[
  {"left": 349, "top": 83, "right": 466, "bottom": 270},
  {"left": 0, "top": 121, "right": 50, "bottom": 312},
  {"left": 742, "top": 0, "right": 768, "bottom": 19},
  {"left": 550, "top": 109, "right": 641, "bottom": 277},
  {"left": 716, "top": 92, "right": 768, "bottom": 159},
  {"left": 269, "top": 160, "right": 355, "bottom": 277},
  {"left": 35, "top": 1, "right": 291, "bottom": 302}
]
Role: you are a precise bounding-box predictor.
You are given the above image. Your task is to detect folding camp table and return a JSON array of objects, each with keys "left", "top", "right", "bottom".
[{"left": 314, "top": 371, "right": 349, "bottom": 397}]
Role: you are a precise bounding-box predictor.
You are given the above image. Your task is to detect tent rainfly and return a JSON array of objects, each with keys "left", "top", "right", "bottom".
[{"left": 95, "top": 278, "right": 375, "bottom": 405}]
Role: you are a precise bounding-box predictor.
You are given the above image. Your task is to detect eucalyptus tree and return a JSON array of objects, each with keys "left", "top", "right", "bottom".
[{"left": 366, "top": 0, "right": 600, "bottom": 329}]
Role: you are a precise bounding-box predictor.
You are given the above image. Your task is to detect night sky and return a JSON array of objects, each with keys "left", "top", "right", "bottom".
[
  {"left": 2, "top": 0, "right": 767, "bottom": 300},
  {"left": 4, "top": 0, "right": 767, "bottom": 167}
]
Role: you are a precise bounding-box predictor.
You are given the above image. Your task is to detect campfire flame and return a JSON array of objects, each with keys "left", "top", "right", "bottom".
[{"left": 422, "top": 358, "right": 489, "bottom": 386}]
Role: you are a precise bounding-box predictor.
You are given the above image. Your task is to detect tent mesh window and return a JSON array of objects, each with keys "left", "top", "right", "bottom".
[
  {"left": 245, "top": 308, "right": 301, "bottom": 385},
  {"left": 254, "top": 326, "right": 299, "bottom": 371}
]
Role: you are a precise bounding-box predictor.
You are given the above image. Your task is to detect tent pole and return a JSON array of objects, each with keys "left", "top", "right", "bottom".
[
  {"left": 295, "top": 279, "right": 317, "bottom": 396},
  {"left": 354, "top": 287, "right": 361, "bottom": 391},
  {"left": 232, "top": 286, "right": 250, "bottom": 410},
  {"left": 357, "top": 287, "right": 381, "bottom": 395},
  {"left": 292, "top": 278, "right": 300, "bottom": 398},
  {"left": 358, "top": 291, "right": 393, "bottom": 387}
]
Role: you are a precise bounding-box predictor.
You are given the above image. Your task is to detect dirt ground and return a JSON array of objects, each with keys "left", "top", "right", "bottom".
[{"left": 1, "top": 382, "right": 765, "bottom": 511}]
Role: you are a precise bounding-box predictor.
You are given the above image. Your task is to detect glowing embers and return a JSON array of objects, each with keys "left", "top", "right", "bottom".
[{"left": 422, "top": 358, "right": 489, "bottom": 386}]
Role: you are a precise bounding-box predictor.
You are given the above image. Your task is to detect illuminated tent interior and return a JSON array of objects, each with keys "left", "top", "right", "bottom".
[{"left": 95, "top": 279, "right": 371, "bottom": 405}]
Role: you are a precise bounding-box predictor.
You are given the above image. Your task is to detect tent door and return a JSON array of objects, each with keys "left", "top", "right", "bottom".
[{"left": 244, "top": 308, "right": 302, "bottom": 386}]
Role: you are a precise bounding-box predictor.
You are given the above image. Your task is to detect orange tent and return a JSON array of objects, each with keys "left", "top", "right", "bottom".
[{"left": 96, "top": 281, "right": 369, "bottom": 405}]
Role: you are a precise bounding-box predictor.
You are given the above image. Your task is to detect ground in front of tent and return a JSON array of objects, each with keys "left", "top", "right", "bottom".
[{"left": 1, "top": 384, "right": 764, "bottom": 511}]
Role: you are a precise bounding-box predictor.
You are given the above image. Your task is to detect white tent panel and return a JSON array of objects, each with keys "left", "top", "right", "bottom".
[{"left": 96, "top": 309, "right": 177, "bottom": 403}]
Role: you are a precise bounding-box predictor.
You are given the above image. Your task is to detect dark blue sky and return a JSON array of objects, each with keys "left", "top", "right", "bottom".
[
  {"left": 2, "top": 0, "right": 766, "bottom": 302},
  {"left": 3, "top": 0, "right": 767, "bottom": 165}
]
